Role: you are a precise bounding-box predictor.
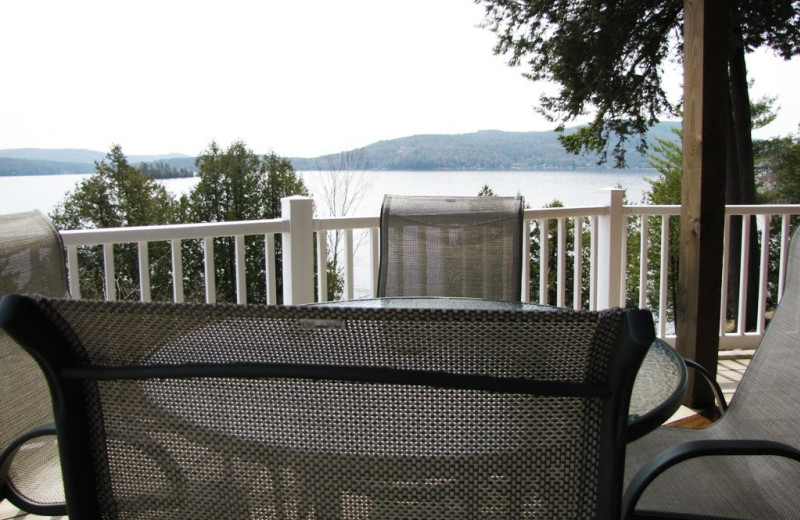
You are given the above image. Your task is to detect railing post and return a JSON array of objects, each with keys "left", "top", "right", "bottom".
[
  {"left": 370, "top": 227, "right": 380, "bottom": 298},
  {"left": 281, "top": 196, "right": 315, "bottom": 305},
  {"left": 596, "top": 188, "right": 625, "bottom": 309}
]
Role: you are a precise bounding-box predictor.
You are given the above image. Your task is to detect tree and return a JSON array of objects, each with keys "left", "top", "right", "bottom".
[
  {"left": 644, "top": 129, "right": 683, "bottom": 325},
  {"left": 646, "top": 114, "right": 793, "bottom": 330},
  {"left": 477, "top": 184, "right": 497, "bottom": 197},
  {"left": 527, "top": 199, "right": 588, "bottom": 307},
  {"left": 480, "top": 184, "right": 592, "bottom": 308},
  {"left": 139, "top": 160, "right": 193, "bottom": 179},
  {"left": 757, "top": 132, "right": 800, "bottom": 203},
  {"left": 314, "top": 149, "right": 372, "bottom": 300},
  {"left": 50, "top": 145, "right": 179, "bottom": 300},
  {"left": 182, "top": 141, "right": 309, "bottom": 304},
  {"left": 753, "top": 131, "right": 800, "bottom": 311},
  {"left": 476, "top": 0, "right": 799, "bottom": 206}
]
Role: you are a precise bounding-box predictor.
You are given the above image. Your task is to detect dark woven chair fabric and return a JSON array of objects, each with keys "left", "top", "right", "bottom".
[
  {"left": 0, "top": 210, "right": 68, "bottom": 514},
  {"left": 624, "top": 227, "right": 800, "bottom": 519},
  {"left": 378, "top": 195, "right": 524, "bottom": 301},
  {"left": 0, "top": 297, "right": 654, "bottom": 519}
]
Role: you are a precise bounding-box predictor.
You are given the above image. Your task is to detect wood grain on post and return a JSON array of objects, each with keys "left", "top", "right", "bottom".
[{"left": 677, "top": 0, "right": 728, "bottom": 408}]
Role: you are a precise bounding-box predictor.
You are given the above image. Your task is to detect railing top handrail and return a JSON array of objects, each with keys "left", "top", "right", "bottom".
[
  {"left": 523, "top": 206, "right": 608, "bottom": 220},
  {"left": 60, "top": 218, "right": 289, "bottom": 246},
  {"left": 624, "top": 205, "right": 682, "bottom": 216},
  {"left": 723, "top": 204, "right": 800, "bottom": 215},
  {"left": 621, "top": 203, "right": 800, "bottom": 217},
  {"left": 314, "top": 215, "right": 381, "bottom": 231},
  {"left": 59, "top": 202, "right": 800, "bottom": 247}
]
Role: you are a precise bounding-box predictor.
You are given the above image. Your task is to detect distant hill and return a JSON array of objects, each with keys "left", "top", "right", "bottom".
[
  {"left": 0, "top": 157, "right": 98, "bottom": 176},
  {"left": 0, "top": 148, "right": 191, "bottom": 164},
  {"left": 0, "top": 149, "right": 196, "bottom": 176},
  {"left": 290, "top": 122, "right": 681, "bottom": 171},
  {"left": 0, "top": 122, "right": 681, "bottom": 176},
  {"left": 0, "top": 148, "right": 106, "bottom": 164}
]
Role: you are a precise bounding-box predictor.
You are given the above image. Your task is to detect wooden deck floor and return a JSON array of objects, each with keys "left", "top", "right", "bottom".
[{"left": 666, "top": 354, "right": 750, "bottom": 428}]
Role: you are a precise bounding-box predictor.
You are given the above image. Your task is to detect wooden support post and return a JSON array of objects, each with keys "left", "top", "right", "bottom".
[{"left": 677, "top": 0, "right": 728, "bottom": 408}]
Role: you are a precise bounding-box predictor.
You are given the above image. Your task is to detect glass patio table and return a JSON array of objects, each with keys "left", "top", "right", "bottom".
[{"left": 314, "top": 297, "right": 688, "bottom": 441}]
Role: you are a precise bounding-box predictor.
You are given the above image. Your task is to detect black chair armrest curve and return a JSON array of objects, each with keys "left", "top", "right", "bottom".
[
  {"left": 0, "top": 423, "right": 67, "bottom": 516},
  {"left": 683, "top": 358, "right": 729, "bottom": 413},
  {"left": 621, "top": 439, "right": 800, "bottom": 520}
]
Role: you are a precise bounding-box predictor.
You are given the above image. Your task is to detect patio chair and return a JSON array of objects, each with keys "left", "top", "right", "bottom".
[
  {"left": 622, "top": 226, "right": 800, "bottom": 519},
  {"left": 378, "top": 194, "right": 524, "bottom": 301},
  {"left": 0, "top": 296, "right": 654, "bottom": 519},
  {"left": 0, "top": 210, "right": 68, "bottom": 516}
]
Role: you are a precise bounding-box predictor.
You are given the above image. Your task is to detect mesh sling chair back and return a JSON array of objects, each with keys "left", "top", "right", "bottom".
[
  {"left": 378, "top": 195, "right": 524, "bottom": 301},
  {"left": 0, "top": 210, "right": 68, "bottom": 515},
  {"left": 0, "top": 297, "right": 654, "bottom": 520},
  {"left": 622, "top": 225, "right": 800, "bottom": 520}
]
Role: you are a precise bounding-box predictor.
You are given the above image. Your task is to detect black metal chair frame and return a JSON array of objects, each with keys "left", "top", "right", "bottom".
[
  {"left": 622, "top": 226, "right": 800, "bottom": 519},
  {"left": 1, "top": 296, "right": 655, "bottom": 520},
  {"left": 0, "top": 210, "right": 68, "bottom": 516}
]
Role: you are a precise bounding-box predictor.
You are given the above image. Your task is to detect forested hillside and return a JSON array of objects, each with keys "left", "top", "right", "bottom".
[
  {"left": 291, "top": 122, "right": 680, "bottom": 170},
  {"left": 0, "top": 122, "right": 680, "bottom": 175},
  {"left": 0, "top": 157, "right": 97, "bottom": 175},
  {"left": 0, "top": 150, "right": 195, "bottom": 176}
]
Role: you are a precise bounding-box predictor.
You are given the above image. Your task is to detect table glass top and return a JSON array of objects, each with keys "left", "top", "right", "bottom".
[
  {"left": 313, "top": 297, "right": 687, "bottom": 440},
  {"left": 313, "top": 296, "right": 555, "bottom": 311}
]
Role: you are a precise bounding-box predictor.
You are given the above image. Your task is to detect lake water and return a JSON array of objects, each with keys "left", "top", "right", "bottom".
[
  {"left": 0, "top": 169, "right": 659, "bottom": 216},
  {"left": 1, "top": 169, "right": 659, "bottom": 298}
]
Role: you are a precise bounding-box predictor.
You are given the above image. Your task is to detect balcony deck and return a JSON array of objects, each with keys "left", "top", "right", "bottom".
[{"left": 2, "top": 192, "right": 786, "bottom": 518}]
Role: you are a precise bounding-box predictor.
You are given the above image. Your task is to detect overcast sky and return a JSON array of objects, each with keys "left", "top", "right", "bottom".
[{"left": 2, "top": 0, "right": 798, "bottom": 158}]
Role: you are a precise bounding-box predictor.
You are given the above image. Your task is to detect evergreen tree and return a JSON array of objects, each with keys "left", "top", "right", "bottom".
[
  {"left": 477, "top": 184, "right": 497, "bottom": 197},
  {"left": 757, "top": 133, "right": 800, "bottom": 204},
  {"left": 139, "top": 160, "right": 193, "bottom": 179},
  {"left": 182, "top": 141, "right": 309, "bottom": 304},
  {"left": 645, "top": 122, "right": 798, "bottom": 328},
  {"left": 480, "top": 185, "right": 591, "bottom": 308},
  {"left": 528, "top": 199, "right": 591, "bottom": 308},
  {"left": 476, "top": 0, "right": 799, "bottom": 208},
  {"left": 50, "top": 144, "right": 179, "bottom": 300},
  {"left": 755, "top": 131, "right": 800, "bottom": 310},
  {"left": 644, "top": 130, "right": 683, "bottom": 325}
]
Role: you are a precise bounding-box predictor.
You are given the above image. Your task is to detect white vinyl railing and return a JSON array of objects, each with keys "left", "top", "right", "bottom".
[{"left": 59, "top": 190, "right": 800, "bottom": 348}]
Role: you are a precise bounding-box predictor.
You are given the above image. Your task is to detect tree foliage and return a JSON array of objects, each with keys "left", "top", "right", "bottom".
[
  {"left": 757, "top": 133, "right": 800, "bottom": 203},
  {"left": 51, "top": 142, "right": 309, "bottom": 305},
  {"left": 476, "top": 0, "right": 800, "bottom": 168},
  {"left": 645, "top": 125, "right": 800, "bottom": 327},
  {"left": 477, "top": 0, "right": 798, "bottom": 332},
  {"left": 50, "top": 145, "right": 179, "bottom": 300},
  {"left": 477, "top": 184, "right": 497, "bottom": 197},
  {"left": 139, "top": 160, "right": 193, "bottom": 179},
  {"left": 750, "top": 131, "right": 800, "bottom": 309},
  {"left": 480, "top": 185, "right": 591, "bottom": 307},
  {"left": 182, "top": 141, "right": 309, "bottom": 304},
  {"left": 528, "top": 200, "right": 593, "bottom": 308},
  {"left": 643, "top": 129, "right": 682, "bottom": 324}
]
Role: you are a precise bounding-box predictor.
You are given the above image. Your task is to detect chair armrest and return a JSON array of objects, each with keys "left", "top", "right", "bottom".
[
  {"left": 0, "top": 423, "right": 67, "bottom": 516},
  {"left": 621, "top": 439, "right": 800, "bottom": 520},
  {"left": 1, "top": 423, "right": 56, "bottom": 477},
  {"left": 683, "top": 358, "right": 729, "bottom": 412}
]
